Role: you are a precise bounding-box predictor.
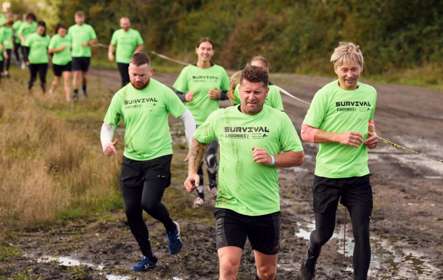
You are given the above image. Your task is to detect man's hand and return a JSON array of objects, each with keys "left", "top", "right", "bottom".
[
  {"left": 208, "top": 88, "right": 221, "bottom": 100},
  {"left": 364, "top": 132, "right": 378, "bottom": 149},
  {"left": 103, "top": 140, "right": 118, "bottom": 156},
  {"left": 252, "top": 147, "right": 273, "bottom": 165},
  {"left": 108, "top": 52, "right": 114, "bottom": 62},
  {"left": 185, "top": 92, "right": 193, "bottom": 102},
  {"left": 184, "top": 173, "right": 200, "bottom": 192},
  {"left": 337, "top": 132, "right": 363, "bottom": 148}
]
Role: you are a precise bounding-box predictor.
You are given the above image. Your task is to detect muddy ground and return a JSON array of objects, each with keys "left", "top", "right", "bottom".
[{"left": 1, "top": 69, "right": 442, "bottom": 280}]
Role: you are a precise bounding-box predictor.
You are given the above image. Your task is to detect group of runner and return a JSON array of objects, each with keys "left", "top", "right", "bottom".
[
  {"left": 100, "top": 32, "right": 378, "bottom": 280},
  {"left": 0, "top": 5, "right": 379, "bottom": 280}
]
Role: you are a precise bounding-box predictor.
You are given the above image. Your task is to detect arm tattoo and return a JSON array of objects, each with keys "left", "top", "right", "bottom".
[{"left": 188, "top": 139, "right": 206, "bottom": 174}]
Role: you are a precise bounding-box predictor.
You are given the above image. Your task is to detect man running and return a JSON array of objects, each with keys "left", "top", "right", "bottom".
[
  {"left": 17, "top": 12, "right": 37, "bottom": 68},
  {"left": 184, "top": 65, "right": 304, "bottom": 280},
  {"left": 299, "top": 42, "right": 378, "bottom": 280},
  {"left": 68, "top": 11, "right": 97, "bottom": 100},
  {"left": 108, "top": 17, "right": 144, "bottom": 87},
  {"left": 174, "top": 37, "right": 230, "bottom": 207},
  {"left": 230, "top": 56, "right": 284, "bottom": 111},
  {"left": 101, "top": 52, "right": 195, "bottom": 272}
]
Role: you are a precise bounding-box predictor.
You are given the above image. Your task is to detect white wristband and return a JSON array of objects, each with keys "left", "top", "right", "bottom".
[{"left": 270, "top": 155, "right": 276, "bottom": 166}]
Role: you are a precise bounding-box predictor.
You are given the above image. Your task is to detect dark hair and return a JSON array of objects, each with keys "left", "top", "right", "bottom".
[
  {"left": 55, "top": 23, "right": 66, "bottom": 33},
  {"left": 240, "top": 65, "right": 269, "bottom": 86},
  {"left": 130, "top": 52, "right": 151, "bottom": 66},
  {"left": 37, "top": 20, "right": 47, "bottom": 36},
  {"left": 75, "top": 11, "right": 85, "bottom": 17},
  {"left": 26, "top": 12, "right": 36, "bottom": 21},
  {"left": 196, "top": 37, "right": 214, "bottom": 49}
]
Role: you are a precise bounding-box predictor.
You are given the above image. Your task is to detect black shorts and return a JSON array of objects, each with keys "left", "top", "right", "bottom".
[
  {"left": 215, "top": 208, "right": 280, "bottom": 255},
  {"left": 313, "top": 175, "right": 373, "bottom": 215},
  {"left": 72, "top": 57, "right": 90, "bottom": 72},
  {"left": 52, "top": 62, "right": 72, "bottom": 77}
]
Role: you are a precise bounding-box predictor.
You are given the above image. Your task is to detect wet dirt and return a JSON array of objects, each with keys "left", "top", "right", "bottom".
[{"left": 1, "top": 70, "right": 442, "bottom": 279}]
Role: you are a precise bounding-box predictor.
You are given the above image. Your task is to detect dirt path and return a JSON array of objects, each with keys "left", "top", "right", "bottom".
[{"left": 2, "top": 69, "right": 442, "bottom": 279}]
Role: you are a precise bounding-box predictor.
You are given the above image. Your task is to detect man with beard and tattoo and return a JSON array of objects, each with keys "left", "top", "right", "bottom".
[{"left": 100, "top": 52, "right": 195, "bottom": 272}]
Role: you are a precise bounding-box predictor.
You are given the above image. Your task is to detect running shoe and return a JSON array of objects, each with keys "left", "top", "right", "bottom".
[
  {"left": 132, "top": 255, "right": 157, "bottom": 272},
  {"left": 167, "top": 221, "right": 182, "bottom": 255},
  {"left": 193, "top": 196, "right": 204, "bottom": 208}
]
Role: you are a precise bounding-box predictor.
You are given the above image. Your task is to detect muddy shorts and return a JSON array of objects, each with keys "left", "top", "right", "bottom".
[{"left": 214, "top": 208, "right": 280, "bottom": 255}]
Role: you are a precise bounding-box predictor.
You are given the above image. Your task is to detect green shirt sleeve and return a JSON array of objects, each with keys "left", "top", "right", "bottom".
[
  {"left": 165, "top": 87, "right": 186, "bottom": 118},
  {"left": 194, "top": 110, "right": 218, "bottom": 144},
  {"left": 369, "top": 91, "right": 377, "bottom": 121},
  {"left": 136, "top": 31, "right": 143, "bottom": 45},
  {"left": 279, "top": 112, "right": 303, "bottom": 152},
  {"left": 103, "top": 92, "right": 123, "bottom": 127},
  {"left": 89, "top": 25, "right": 97, "bottom": 40},
  {"left": 271, "top": 86, "right": 284, "bottom": 111},
  {"left": 303, "top": 88, "right": 327, "bottom": 128},
  {"left": 48, "top": 36, "right": 56, "bottom": 49},
  {"left": 233, "top": 84, "right": 241, "bottom": 105},
  {"left": 173, "top": 67, "right": 189, "bottom": 93},
  {"left": 220, "top": 68, "right": 230, "bottom": 91},
  {"left": 110, "top": 30, "right": 117, "bottom": 45}
]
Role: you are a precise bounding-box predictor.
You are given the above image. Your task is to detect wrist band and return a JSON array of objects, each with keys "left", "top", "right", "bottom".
[{"left": 270, "top": 155, "right": 276, "bottom": 166}]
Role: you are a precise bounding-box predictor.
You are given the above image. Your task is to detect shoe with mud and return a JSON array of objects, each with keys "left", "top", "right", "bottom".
[
  {"left": 132, "top": 255, "right": 157, "bottom": 272},
  {"left": 299, "top": 256, "right": 316, "bottom": 280},
  {"left": 167, "top": 221, "right": 182, "bottom": 255},
  {"left": 193, "top": 196, "right": 204, "bottom": 208}
]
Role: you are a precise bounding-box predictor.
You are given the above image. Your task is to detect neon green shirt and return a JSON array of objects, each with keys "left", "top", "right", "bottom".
[
  {"left": 194, "top": 105, "right": 303, "bottom": 216},
  {"left": 0, "top": 31, "right": 5, "bottom": 61},
  {"left": 173, "top": 64, "right": 230, "bottom": 125},
  {"left": 0, "top": 26, "right": 13, "bottom": 49},
  {"left": 68, "top": 23, "right": 96, "bottom": 57},
  {"left": 18, "top": 21, "right": 37, "bottom": 47},
  {"left": 110, "top": 28, "right": 143, "bottom": 64},
  {"left": 27, "top": 33, "right": 50, "bottom": 64},
  {"left": 49, "top": 34, "right": 72, "bottom": 65},
  {"left": 303, "top": 80, "right": 377, "bottom": 178},
  {"left": 12, "top": 20, "right": 22, "bottom": 43},
  {"left": 233, "top": 84, "right": 284, "bottom": 111},
  {"left": 103, "top": 79, "right": 186, "bottom": 161}
]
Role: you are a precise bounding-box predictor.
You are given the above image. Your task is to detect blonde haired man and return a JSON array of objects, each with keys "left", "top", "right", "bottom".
[{"left": 299, "top": 42, "right": 378, "bottom": 280}]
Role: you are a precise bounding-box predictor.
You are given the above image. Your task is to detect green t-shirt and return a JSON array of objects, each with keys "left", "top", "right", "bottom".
[
  {"left": 110, "top": 28, "right": 143, "bottom": 64},
  {"left": 27, "top": 33, "right": 50, "bottom": 64},
  {"left": 303, "top": 80, "right": 377, "bottom": 178},
  {"left": 12, "top": 20, "right": 22, "bottom": 43},
  {"left": 49, "top": 34, "right": 72, "bottom": 65},
  {"left": 233, "top": 84, "right": 284, "bottom": 111},
  {"left": 173, "top": 64, "right": 230, "bottom": 125},
  {"left": 68, "top": 24, "right": 96, "bottom": 57},
  {"left": 194, "top": 105, "right": 303, "bottom": 216},
  {"left": 0, "top": 26, "right": 13, "bottom": 49},
  {"left": 18, "top": 21, "right": 37, "bottom": 47},
  {"left": 103, "top": 78, "right": 186, "bottom": 161}
]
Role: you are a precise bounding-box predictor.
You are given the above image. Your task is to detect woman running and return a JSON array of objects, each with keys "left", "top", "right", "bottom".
[
  {"left": 27, "top": 21, "right": 50, "bottom": 94},
  {"left": 48, "top": 24, "right": 72, "bottom": 101},
  {"left": 173, "top": 37, "right": 230, "bottom": 207}
]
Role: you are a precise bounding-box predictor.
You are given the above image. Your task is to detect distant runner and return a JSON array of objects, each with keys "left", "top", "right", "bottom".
[
  {"left": 0, "top": 15, "right": 13, "bottom": 77},
  {"left": 299, "top": 42, "right": 378, "bottom": 280},
  {"left": 68, "top": 11, "right": 97, "bottom": 100},
  {"left": 101, "top": 53, "right": 196, "bottom": 272},
  {"left": 0, "top": 23, "right": 7, "bottom": 81},
  {"left": 12, "top": 14, "right": 22, "bottom": 66},
  {"left": 108, "top": 17, "right": 144, "bottom": 87},
  {"left": 27, "top": 20, "right": 49, "bottom": 94},
  {"left": 230, "top": 56, "right": 284, "bottom": 111},
  {"left": 48, "top": 23, "right": 72, "bottom": 101},
  {"left": 17, "top": 12, "right": 37, "bottom": 68},
  {"left": 173, "top": 37, "right": 230, "bottom": 207},
  {"left": 185, "top": 65, "right": 304, "bottom": 280}
]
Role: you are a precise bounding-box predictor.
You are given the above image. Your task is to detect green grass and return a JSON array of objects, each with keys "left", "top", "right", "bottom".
[{"left": 0, "top": 243, "right": 21, "bottom": 262}]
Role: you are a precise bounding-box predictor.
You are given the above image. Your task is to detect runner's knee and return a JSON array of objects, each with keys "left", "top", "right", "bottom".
[
  {"left": 219, "top": 257, "right": 240, "bottom": 280},
  {"left": 256, "top": 264, "right": 277, "bottom": 280}
]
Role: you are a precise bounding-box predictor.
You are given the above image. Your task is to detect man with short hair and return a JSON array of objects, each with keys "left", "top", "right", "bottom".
[
  {"left": 68, "top": 11, "right": 97, "bottom": 99},
  {"left": 108, "top": 17, "right": 144, "bottom": 87},
  {"left": 101, "top": 53, "right": 195, "bottom": 272},
  {"left": 299, "top": 42, "right": 378, "bottom": 280},
  {"left": 185, "top": 65, "right": 304, "bottom": 280}
]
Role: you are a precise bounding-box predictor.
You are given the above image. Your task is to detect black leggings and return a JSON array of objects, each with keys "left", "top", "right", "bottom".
[
  {"left": 120, "top": 155, "right": 176, "bottom": 258},
  {"left": 13, "top": 42, "right": 21, "bottom": 63},
  {"left": 28, "top": 63, "right": 48, "bottom": 91},
  {"left": 309, "top": 175, "right": 372, "bottom": 280},
  {"left": 196, "top": 140, "right": 218, "bottom": 198},
  {"left": 117, "top": 62, "right": 129, "bottom": 87},
  {"left": 21, "top": 46, "right": 29, "bottom": 63},
  {"left": 4, "top": 49, "right": 11, "bottom": 71}
]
